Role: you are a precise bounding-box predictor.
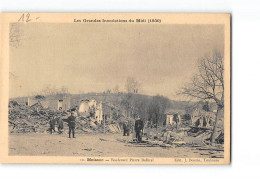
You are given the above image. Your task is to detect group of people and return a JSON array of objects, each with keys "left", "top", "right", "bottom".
[
  {"left": 49, "top": 110, "right": 76, "bottom": 138},
  {"left": 122, "top": 115, "right": 144, "bottom": 143},
  {"left": 49, "top": 110, "right": 145, "bottom": 141},
  {"left": 49, "top": 116, "right": 64, "bottom": 134}
]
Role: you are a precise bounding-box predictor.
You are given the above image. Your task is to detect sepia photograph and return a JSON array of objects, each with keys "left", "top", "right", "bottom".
[{"left": 0, "top": 13, "right": 231, "bottom": 164}]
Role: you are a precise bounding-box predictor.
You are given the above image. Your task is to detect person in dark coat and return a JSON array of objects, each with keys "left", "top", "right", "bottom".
[
  {"left": 123, "top": 122, "right": 127, "bottom": 136},
  {"left": 123, "top": 120, "right": 130, "bottom": 136},
  {"left": 49, "top": 115, "right": 56, "bottom": 134},
  {"left": 57, "top": 118, "right": 64, "bottom": 134},
  {"left": 134, "top": 116, "right": 144, "bottom": 142},
  {"left": 68, "top": 111, "right": 76, "bottom": 138}
]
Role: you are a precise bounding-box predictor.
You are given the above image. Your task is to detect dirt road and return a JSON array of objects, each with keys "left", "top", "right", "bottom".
[{"left": 9, "top": 133, "right": 215, "bottom": 157}]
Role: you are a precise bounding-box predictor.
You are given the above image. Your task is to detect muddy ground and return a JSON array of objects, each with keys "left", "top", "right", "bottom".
[{"left": 9, "top": 133, "right": 223, "bottom": 158}]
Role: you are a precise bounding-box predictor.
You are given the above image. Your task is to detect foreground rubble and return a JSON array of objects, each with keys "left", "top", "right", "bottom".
[
  {"left": 8, "top": 102, "right": 224, "bottom": 158},
  {"left": 8, "top": 104, "right": 121, "bottom": 134}
]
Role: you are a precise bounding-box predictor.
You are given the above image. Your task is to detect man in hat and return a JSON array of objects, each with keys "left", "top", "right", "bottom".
[
  {"left": 67, "top": 110, "right": 76, "bottom": 138},
  {"left": 134, "top": 115, "right": 144, "bottom": 142}
]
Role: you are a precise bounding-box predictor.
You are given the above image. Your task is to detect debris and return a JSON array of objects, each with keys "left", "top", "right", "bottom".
[
  {"left": 187, "top": 126, "right": 211, "bottom": 137},
  {"left": 99, "top": 138, "right": 108, "bottom": 141},
  {"left": 82, "top": 148, "right": 93, "bottom": 151},
  {"left": 8, "top": 103, "right": 123, "bottom": 135},
  {"left": 195, "top": 146, "right": 224, "bottom": 152},
  {"left": 117, "top": 138, "right": 172, "bottom": 148},
  {"left": 215, "top": 131, "right": 224, "bottom": 144}
]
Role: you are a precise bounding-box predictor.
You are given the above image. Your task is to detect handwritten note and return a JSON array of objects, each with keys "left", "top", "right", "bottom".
[{"left": 18, "top": 13, "right": 40, "bottom": 23}]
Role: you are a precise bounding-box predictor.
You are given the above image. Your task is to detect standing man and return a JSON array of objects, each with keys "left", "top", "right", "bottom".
[
  {"left": 49, "top": 113, "right": 56, "bottom": 134},
  {"left": 68, "top": 110, "right": 76, "bottom": 138},
  {"left": 134, "top": 115, "right": 144, "bottom": 143},
  {"left": 123, "top": 121, "right": 127, "bottom": 136},
  {"left": 123, "top": 120, "right": 130, "bottom": 136},
  {"left": 57, "top": 117, "right": 64, "bottom": 134}
]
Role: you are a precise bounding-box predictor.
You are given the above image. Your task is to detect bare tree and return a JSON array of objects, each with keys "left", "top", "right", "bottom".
[
  {"left": 180, "top": 51, "right": 224, "bottom": 144},
  {"left": 113, "top": 85, "right": 120, "bottom": 93},
  {"left": 121, "top": 77, "right": 141, "bottom": 118},
  {"left": 60, "top": 86, "right": 69, "bottom": 95},
  {"left": 40, "top": 85, "right": 70, "bottom": 98},
  {"left": 125, "top": 77, "right": 140, "bottom": 94},
  {"left": 148, "top": 95, "right": 171, "bottom": 128},
  {"left": 41, "top": 85, "right": 58, "bottom": 96}
]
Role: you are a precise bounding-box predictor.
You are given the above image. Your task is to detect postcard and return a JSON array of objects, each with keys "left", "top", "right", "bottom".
[{"left": 0, "top": 13, "right": 230, "bottom": 164}]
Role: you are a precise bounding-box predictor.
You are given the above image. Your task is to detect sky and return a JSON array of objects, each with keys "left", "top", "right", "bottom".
[{"left": 10, "top": 23, "right": 224, "bottom": 100}]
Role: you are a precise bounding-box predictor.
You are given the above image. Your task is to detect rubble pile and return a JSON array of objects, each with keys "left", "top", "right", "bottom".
[
  {"left": 9, "top": 105, "right": 55, "bottom": 133},
  {"left": 123, "top": 125, "right": 224, "bottom": 157},
  {"left": 8, "top": 102, "right": 122, "bottom": 134},
  {"left": 75, "top": 117, "right": 121, "bottom": 134}
]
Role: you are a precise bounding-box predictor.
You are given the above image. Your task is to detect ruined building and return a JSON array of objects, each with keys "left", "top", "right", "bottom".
[{"left": 78, "top": 99, "right": 103, "bottom": 124}]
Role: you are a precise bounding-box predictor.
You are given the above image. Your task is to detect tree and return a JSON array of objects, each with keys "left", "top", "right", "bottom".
[
  {"left": 41, "top": 86, "right": 57, "bottom": 96},
  {"left": 121, "top": 93, "right": 150, "bottom": 120},
  {"left": 125, "top": 77, "right": 140, "bottom": 94},
  {"left": 60, "top": 86, "right": 69, "bottom": 95},
  {"left": 40, "top": 86, "right": 69, "bottom": 97},
  {"left": 34, "top": 95, "right": 45, "bottom": 100},
  {"left": 148, "top": 95, "right": 171, "bottom": 128},
  {"left": 112, "top": 111, "right": 120, "bottom": 121},
  {"left": 121, "top": 93, "right": 132, "bottom": 117},
  {"left": 132, "top": 95, "right": 150, "bottom": 121},
  {"left": 113, "top": 85, "right": 120, "bottom": 93},
  {"left": 202, "top": 101, "right": 210, "bottom": 112},
  {"left": 121, "top": 77, "right": 141, "bottom": 117},
  {"left": 180, "top": 51, "right": 224, "bottom": 144}
]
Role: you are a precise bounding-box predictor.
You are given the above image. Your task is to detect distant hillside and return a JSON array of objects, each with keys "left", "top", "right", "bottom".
[
  {"left": 10, "top": 93, "right": 208, "bottom": 113},
  {"left": 170, "top": 100, "right": 195, "bottom": 110}
]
